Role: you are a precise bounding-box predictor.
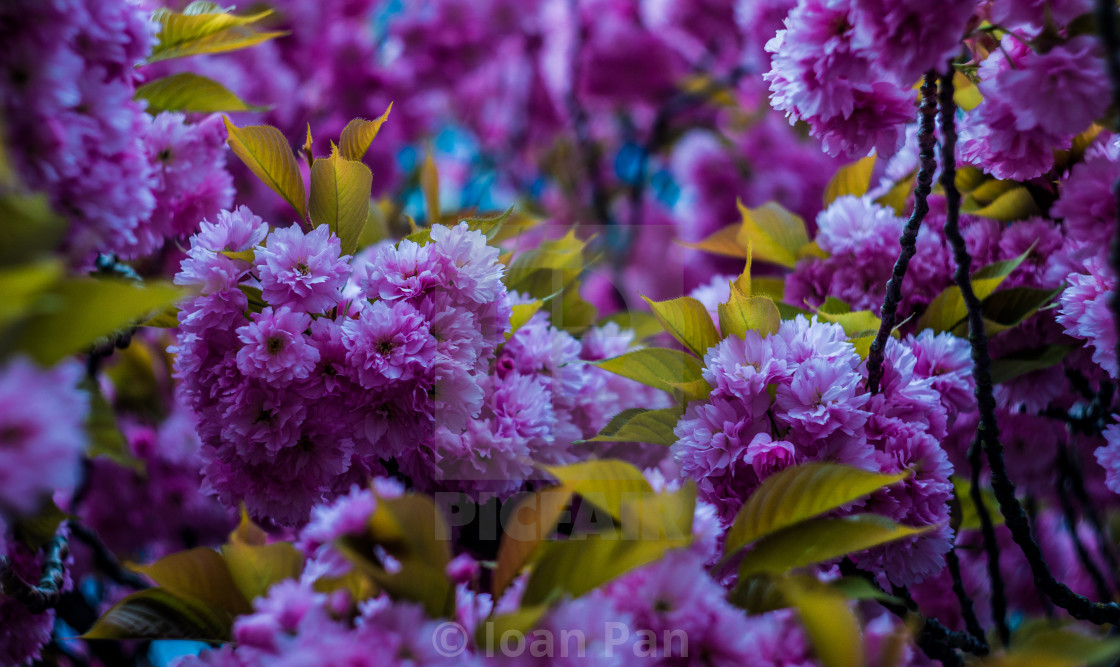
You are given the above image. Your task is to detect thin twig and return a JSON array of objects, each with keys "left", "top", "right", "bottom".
[
  {"left": 0, "top": 532, "right": 69, "bottom": 614},
  {"left": 946, "top": 548, "right": 989, "bottom": 650},
  {"left": 68, "top": 520, "right": 150, "bottom": 591},
  {"left": 969, "top": 437, "right": 1010, "bottom": 645},
  {"left": 866, "top": 70, "right": 940, "bottom": 394}
]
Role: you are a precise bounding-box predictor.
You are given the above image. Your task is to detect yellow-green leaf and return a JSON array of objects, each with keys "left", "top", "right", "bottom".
[
  {"left": 476, "top": 605, "right": 552, "bottom": 652},
  {"left": 960, "top": 286, "right": 1060, "bottom": 337},
  {"left": 738, "top": 514, "right": 932, "bottom": 578},
  {"left": 719, "top": 288, "right": 781, "bottom": 340},
  {"left": 521, "top": 531, "right": 689, "bottom": 606},
  {"left": 752, "top": 277, "right": 785, "bottom": 302},
  {"left": 309, "top": 145, "right": 373, "bottom": 255},
  {"left": 736, "top": 201, "right": 811, "bottom": 269},
  {"left": 784, "top": 576, "right": 865, "bottom": 667},
  {"left": 13, "top": 279, "right": 183, "bottom": 365},
  {"left": 543, "top": 459, "right": 653, "bottom": 523},
  {"left": 148, "top": 7, "right": 284, "bottom": 62},
  {"left": 580, "top": 407, "right": 683, "bottom": 447},
  {"left": 953, "top": 71, "right": 983, "bottom": 111},
  {"left": 493, "top": 488, "right": 572, "bottom": 598},
  {"left": 642, "top": 295, "right": 721, "bottom": 357},
  {"left": 0, "top": 259, "right": 62, "bottom": 329},
  {"left": 223, "top": 118, "right": 307, "bottom": 220},
  {"left": 973, "top": 624, "right": 1120, "bottom": 667},
  {"left": 507, "top": 300, "right": 543, "bottom": 340},
  {"left": 723, "top": 463, "right": 911, "bottom": 561},
  {"left": 129, "top": 548, "right": 252, "bottom": 615},
  {"left": 618, "top": 481, "right": 695, "bottom": 541},
  {"left": 875, "top": 169, "right": 916, "bottom": 216},
  {"left": 676, "top": 225, "right": 748, "bottom": 259},
  {"left": 916, "top": 248, "right": 1033, "bottom": 333},
  {"left": 338, "top": 104, "right": 393, "bottom": 161},
  {"left": 84, "top": 379, "right": 143, "bottom": 473},
  {"left": 815, "top": 308, "right": 881, "bottom": 337},
  {"left": 597, "top": 311, "right": 663, "bottom": 342},
  {"left": 135, "top": 73, "right": 265, "bottom": 114},
  {"left": 824, "top": 156, "right": 876, "bottom": 207},
  {"left": 592, "top": 347, "right": 705, "bottom": 395},
  {"left": 505, "top": 230, "right": 587, "bottom": 299},
  {"left": 951, "top": 477, "right": 1004, "bottom": 532},
  {"left": 965, "top": 186, "right": 1041, "bottom": 222},
  {"left": 220, "top": 542, "right": 304, "bottom": 603},
  {"left": 83, "top": 588, "right": 233, "bottom": 641}
]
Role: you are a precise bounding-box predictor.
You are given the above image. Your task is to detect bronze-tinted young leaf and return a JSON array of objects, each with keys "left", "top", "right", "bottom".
[
  {"left": 492, "top": 488, "right": 572, "bottom": 598},
  {"left": 338, "top": 104, "right": 393, "bottom": 161},
  {"left": 737, "top": 514, "right": 932, "bottom": 578},
  {"left": 642, "top": 295, "right": 721, "bottom": 357},
  {"left": 543, "top": 459, "right": 653, "bottom": 523},
  {"left": 718, "top": 288, "right": 780, "bottom": 339},
  {"left": 220, "top": 542, "right": 304, "bottom": 603},
  {"left": 12, "top": 278, "right": 183, "bottom": 365},
  {"left": 309, "top": 145, "right": 373, "bottom": 255},
  {"left": 128, "top": 547, "right": 252, "bottom": 615},
  {"left": 223, "top": 118, "right": 307, "bottom": 220},
  {"left": 723, "top": 463, "right": 911, "bottom": 561},
  {"left": 84, "top": 378, "right": 144, "bottom": 473},
  {"left": 594, "top": 346, "right": 704, "bottom": 392},
  {"left": 823, "top": 155, "right": 876, "bottom": 207},
  {"left": 735, "top": 201, "right": 811, "bottom": 269},
  {"left": 580, "top": 407, "right": 683, "bottom": 447},
  {"left": 83, "top": 588, "right": 234, "bottom": 641},
  {"left": 148, "top": 7, "right": 284, "bottom": 62},
  {"left": 135, "top": 73, "right": 265, "bottom": 114}
]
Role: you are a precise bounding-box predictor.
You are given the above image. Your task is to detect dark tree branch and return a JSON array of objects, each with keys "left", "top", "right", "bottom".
[
  {"left": 866, "top": 70, "right": 940, "bottom": 394},
  {"left": 946, "top": 548, "right": 989, "bottom": 650},
  {"left": 1056, "top": 448, "right": 1113, "bottom": 601},
  {"left": 969, "top": 437, "right": 1010, "bottom": 645},
  {"left": 0, "top": 532, "right": 68, "bottom": 614},
  {"left": 939, "top": 66, "right": 1120, "bottom": 626},
  {"left": 68, "top": 520, "right": 150, "bottom": 591}
]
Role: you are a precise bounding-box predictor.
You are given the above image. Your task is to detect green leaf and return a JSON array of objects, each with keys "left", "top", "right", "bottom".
[
  {"left": 642, "top": 295, "right": 721, "bottom": 357},
  {"left": 0, "top": 259, "right": 62, "bottom": 329},
  {"left": 223, "top": 118, "right": 307, "bottom": 220},
  {"left": 723, "top": 463, "right": 910, "bottom": 561},
  {"left": 493, "top": 489, "right": 572, "bottom": 598},
  {"left": 543, "top": 459, "right": 653, "bottom": 523},
  {"left": 0, "top": 192, "right": 67, "bottom": 266},
  {"left": 142, "top": 305, "right": 181, "bottom": 329},
  {"left": 916, "top": 248, "right": 1033, "bottom": 333},
  {"left": 990, "top": 345, "right": 1073, "bottom": 385},
  {"left": 12, "top": 279, "right": 183, "bottom": 365},
  {"left": 973, "top": 623, "right": 1120, "bottom": 667},
  {"left": 505, "top": 230, "right": 586, "bottom": 299},
  {"left": 14, "top": 500, "right": 69, "bottom": 552},
  {"left": 83, "top": 588, "right": 234, "bottom": 641},
  {"left": 580, "top": 407, "right": 683, "bottom": 447},
  {"left": 735, "top": 201, "right": 811, "bottom": 269},
  {"left": 738, "top": 515, "right": 932, "bottom": 578},
  {"left": 676, "top": 225, "right": 748, "bottom": 259},
  {"left": 964, "top": 186, "right": 1041, "bottom": 222},
  {"left": 148, "top": 7, "right": 285, "bottom": 63},
  {"left": 951, "top": 477, "right": 1004, "bottom": 532},
  {"left": 962, "top": 286, "right": 1061, "bottom": 336},
  {"left": 618, "top": 482, "right": 695, "bottom": 541},
  {"left": 220, "top": 542, "right": 304, "bottom": 603},
  {"left": 521, "top": 531, "right": 689, "bottom": 606},
  {"left": 459, "top": 205, "right": 515, "bottom": 241},
  {"left": 135, "top": 73, "right": 264, "bottom": 114},
  {"left": 953, "top": 71, "right": 983, "bottom": 111},
  {"left": 128, "top": 548, "right": 252, "bottom": 616},
  {"left": 338, "top": 104, "right": 393, "bottom": 162},
  {"left": 84, "top": 379, "right": 144, "bottom": 473},
  {"left": 718, "top": 288, "right": 781, "bottom": 340},
  {"left": 784, "top": 576, "right": 865, "bottom": 667},
  {"left": 309, "top": 145, "right": 373, "bottom": 255},
  {"left": 875, "top": 169, "right": 916, "bottom": 216},
  {"left": 507, "top": 300, "right": 543, "bottom": 340},
  {"left": 592, "top": 347, "right": 705, "bottom": 396},
  {"left": 731, "top": 574, "right": 903, "bottom": 615},
  {"left": 824, "top": 155, "right": 876, "bottom": 207},
  {"left": 597, "top": 311, "right": 663, "bottom": 342}
]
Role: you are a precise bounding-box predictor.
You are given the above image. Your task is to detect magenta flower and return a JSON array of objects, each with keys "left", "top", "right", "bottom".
[
  {"left": 236, "top": 307, "right": 319, "bottom": 383},
  {"left": 255, "top": 224, "right": 351, "bottom": 315},
  {"left": 341, "top": 300, "right": 436, "bottom": 389}
]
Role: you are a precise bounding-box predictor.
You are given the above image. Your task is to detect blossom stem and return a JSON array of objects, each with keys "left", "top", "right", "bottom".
[
  {"left": 940, "top": 66, "right": 1120, "bottom": 626},
  {"left": 0, "top": 532, "right": 69, "bottom": 614},
  {"left": 866, "top": 70, "right": 940, "bottom": 394},
  {"left": 1056, "top": 449, "right": 1113, "bottom": 601}
]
